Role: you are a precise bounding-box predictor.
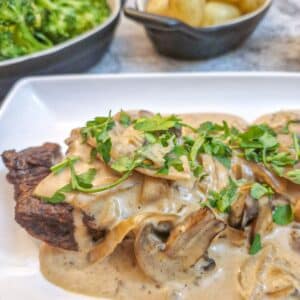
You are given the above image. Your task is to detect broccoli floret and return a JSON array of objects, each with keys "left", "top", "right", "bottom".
[
  {"left": 0, "top": 0, "right": 111, "bottom": 60},
  {"left": 0, "top": 27, "right": 26, "bottom": 59},
  {"left": 0, "top": 0, "right": 50, "bottom": 58},
  {"left": 36, "top": 0, "right": 110, "bottom": 43}
]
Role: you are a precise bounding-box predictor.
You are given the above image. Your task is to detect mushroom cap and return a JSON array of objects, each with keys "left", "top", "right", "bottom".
[{"left": 134, "top": 208, "right": 226, "bottom": 282}]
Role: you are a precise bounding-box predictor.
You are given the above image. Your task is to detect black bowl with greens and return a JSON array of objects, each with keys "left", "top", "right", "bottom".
[{"left": 0, "top": 0, "right": 121, "bottom": 99}]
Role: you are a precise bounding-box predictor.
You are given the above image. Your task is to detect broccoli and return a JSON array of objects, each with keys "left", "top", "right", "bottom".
[
  {"left": 36, "top": 0, "right": 110, "bottom": 43},
  {"left": 0, "top": 0, "right": 50, "bottom": 59},
  {"left": 0, "top": 0, "right": 111, "bottom": 61}
]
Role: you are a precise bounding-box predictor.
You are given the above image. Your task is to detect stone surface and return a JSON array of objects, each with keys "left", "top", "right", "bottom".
[{"left": 89, "top": 0, "right": 300, "bottom": 73}]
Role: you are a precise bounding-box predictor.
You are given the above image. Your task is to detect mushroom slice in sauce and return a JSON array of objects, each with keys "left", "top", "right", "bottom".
[
  {"left": 248, "top": 162, "right": 288, "bottom": 196},
  {"left": 199, "top": 154, "right": 230, "bottom": 194},
  {"left": 294, "top": 199, "right": 300, "bottom": 222},
  {"left": 290, "top": 224, "right": 300, "bottom": 253},
  {"left": 88, "top": 213, "right": 177, "bottom": 263},
  {"left": 239, "top": 245, "right": 300, "bottom": 300},
  {"left": 228, "top": 184, "right": 258, "bottom": 230},
  {"left": 251, "top": 196, "right": 273, "bottom": 240},
  {"left": 134, "top": 208, "right": 226, "bottom": 283}
]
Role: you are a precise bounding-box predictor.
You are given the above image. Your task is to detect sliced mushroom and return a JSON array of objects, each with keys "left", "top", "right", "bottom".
[
  {"left": 295, "top": 199, "right": 300, "bottom": 223},
  {"left": 290, "top": 224, "right": 300, "bottom": 253},
  {"left": 231, "top": 156, "right": 255, "bottom": 181},
  {"left": 134, "top": 208, "right": 226, "bottom": 282},
  {"left": 199, "top": 154, "right": 230, "bottom": 194},
  {"left": 250, "top": 196, "right": 273, "bottom": 243},
  {"left": 228, "top": 185, "right": 259, "bottom": 230},
  {"left": 88, "top": 213, "right": 177, "bottom": 263},
  {"left": 248, "top": 161, "right": 288, "bottom": 195},
  {"left": 226, "top": 226, "right": 247, "bottom": 247},
  {"left": 238, "top": 244, "right": 300, "bottom": 300}
]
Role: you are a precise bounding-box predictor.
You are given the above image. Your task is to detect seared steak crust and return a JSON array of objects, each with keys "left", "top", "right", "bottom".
[{"left": 2, "top": 143, "right": 78, "bottom": 251}]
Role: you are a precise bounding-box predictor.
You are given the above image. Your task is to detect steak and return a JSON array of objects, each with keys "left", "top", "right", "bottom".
[{"left": 2, "top": 143, "right": 78, "bottom": 250}]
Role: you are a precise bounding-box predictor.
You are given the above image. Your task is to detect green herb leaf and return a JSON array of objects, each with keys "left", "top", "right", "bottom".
[
  {"left": 119, "top": 111, "right": 131, "bottom": 127},
  {"left": 208, "top": 178, "right": 238, "bottom": 213},
  {"left": 41, "top": 184, "right": 73, "bottom": 204},
  {"left": 286, "top": 169, "right": 300, "bottom": 184},
  {"left": 250, "top": 183, "right": 274, "bottom": 200},
  {"left": 90, "top": 148, "right": 97, "bottom": 163},
  {"left": 250, "top": 233, "right": 262, "bottom": 255},
  {"left": 111, "top": 157, "right": 139, "bottom": 173},
  {"left": 97, "top": 138, "right": 112, "bottom": 164},
  {"left": 134, "top": 114, "right": 182, "bottom": 132},
  {"left": 50, "top": 156, "right": 80, "bottom": 174},
  {"left": 144, "top": 133, "right": 157, "bottom": 144},
  {"left": 273, "top": 204, "right": 294, "bottom": 225},
  {"left": 76, "top": 168, "right": 97, "bottom": 189}
]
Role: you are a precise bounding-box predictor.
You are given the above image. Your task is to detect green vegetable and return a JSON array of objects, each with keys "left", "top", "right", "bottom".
[
  {"left": 119, "top": 111, "right": 131, "bottom": 127},
  {"left": 50, "top": 156, "right": 79, "bottom": 174},
  {"left": 250, "top": 183, "right": 274, "bottom": 200},
  {"left": 134, "top": 114, "right": 182, "bottom": 132},
  {"left": 238, "top": 124, "right": 297, "bottom": 179},
  {"left": 286, "top": 169, "right": 300, "bottom": 184},
  {"left": 292, "top": 133, "right": 300, "bottom": 160},
  {"left": 249, "top": 233, "right": 262, "bottom": 255},
  {"left": 208, "top": 178, "right": 238, "bottom": 213},
  {"left": 42, "top": 168, "right": 96, "bottom": 204},
  {"left": 0, "top": 0, "right": 110, "bottom": 61},
  {"left": 111, "top": 157, "right": 140, "bottom": 173},
  {"left": 157, "top": 146, "right": 185, "bottom": 175},
  {"left": 81, "top": 114, "right": 115, "bottom": 163},
  {"left": 273, "top": 205, "right": 293, "bottom": 225}
]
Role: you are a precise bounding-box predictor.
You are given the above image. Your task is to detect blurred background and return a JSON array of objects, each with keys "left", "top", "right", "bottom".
[{"left": 91, "top": 0, "right": 300, "bottom": 72}]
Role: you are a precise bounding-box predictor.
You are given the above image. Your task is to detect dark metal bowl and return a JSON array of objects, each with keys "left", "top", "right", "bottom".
[
  {"left": 124, "top": 0, "right": 272, "bottom": 60},
  {"left": 0, "top": 0, "right": 122, "bottom": 99}
]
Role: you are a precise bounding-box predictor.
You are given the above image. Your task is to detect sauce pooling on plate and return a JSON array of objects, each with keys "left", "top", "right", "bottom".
[{"left": 37, "top": 111, "right": 300, "bottom": 300}]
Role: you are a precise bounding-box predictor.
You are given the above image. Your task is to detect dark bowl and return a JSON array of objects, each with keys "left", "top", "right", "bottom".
[
  {"left": 124, "top": 0, "right": 272, "bottom": 60},
  {"left": 0, "top": 0, "right": 122, "bottom": 99}
]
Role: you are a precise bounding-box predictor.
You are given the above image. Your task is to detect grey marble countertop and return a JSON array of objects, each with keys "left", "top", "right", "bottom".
[{"left": 89, "top": 0, "right": 300, "bottom": 73}]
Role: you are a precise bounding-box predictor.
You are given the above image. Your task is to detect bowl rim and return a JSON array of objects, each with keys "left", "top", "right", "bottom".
[
  {"left": 0, "top": 0, "right": 121, "bottom": 67},
  {"left": 135, "top": 0, "right": 273, "bottom": 31}
]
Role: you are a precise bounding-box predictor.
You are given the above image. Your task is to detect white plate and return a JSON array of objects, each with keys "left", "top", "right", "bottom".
[{"left": 1, "top": 73, "right": 300, "bottom": 299}]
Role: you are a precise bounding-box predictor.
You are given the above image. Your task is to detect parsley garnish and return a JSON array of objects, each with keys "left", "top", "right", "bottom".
[
  {"left": 238, "top": 124, "right": 297, "bottom": 179},
  {"left": 250, "top": 183, "right": 274, "bottom": 200},
  {"left": 42, "top": 167, "right": 96, "bottom": 204},
  {"left": 50, "top": 156, "right": 80, "bottom": 174},
  {"left": 81, "top": 113, "right": 115, "bottom": 163},
  {"left": 119, "top": 111, "right": 131, "bottom": 127},
  {"left": 273, "top": 204, "right": 294, "bottom": 225},
  {"left": 134, "top": 114, "right": 182, "bottom": 132},
  {"left": 249, "top": 233, "right": 262, "bottom": 255},
  {"left": 208, "top": 178, "right": 238, "bottom": 213},
  {"left": 286, "top": 169, "right": 300, "bottom": 184}
]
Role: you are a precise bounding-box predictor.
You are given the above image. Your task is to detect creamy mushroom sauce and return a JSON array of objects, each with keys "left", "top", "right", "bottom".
[{"left": 38, "top": 112, "right": 300, "bottom": 300}]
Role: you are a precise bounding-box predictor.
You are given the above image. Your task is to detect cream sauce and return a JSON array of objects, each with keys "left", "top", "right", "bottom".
[{"left": 39, "top": 112, "right": 300, "bottom": 300}]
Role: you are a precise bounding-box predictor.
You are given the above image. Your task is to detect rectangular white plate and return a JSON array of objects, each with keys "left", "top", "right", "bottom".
[{"left": 1, "top": 73, "right": 300, "bottom": 299}]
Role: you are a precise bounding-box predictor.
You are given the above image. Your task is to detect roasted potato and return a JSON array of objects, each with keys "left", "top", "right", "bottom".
[
  {"left": 169, "top": 0, "right": 206, "bottom": 27},
  {"left": 146, "top": 0, "right": 206, "bottom": 27},
  {"left": 146, "top": 0, "right": 171, "bottom": 16},
  {"left": 203, "top": 1, "right": 241, "bottom": 26}
]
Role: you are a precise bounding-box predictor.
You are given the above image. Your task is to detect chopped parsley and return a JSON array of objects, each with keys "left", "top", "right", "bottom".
[
  {"left": 249, "top": 233, "right": 262, "bottom": 255},
  {"left": 272, "top": 204, "right": 294, "bottom": 225},
  {"left": 81, "top": 113, "right": 115, "bottom": 163},
  {"left": 134, "top": 114, "right": 182, "bottom": 132},
  {"left": 286, "top": 169, "right": 300, "bottom": 184},
  {"left": 208, "top": 178, "right": 239, "bottom": 213},
  {"left": 250, "top": 183, "right": 274, "bottom": 200},
  {"left": 119, "top": 110, "right": 131, "bottom": 127}
]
